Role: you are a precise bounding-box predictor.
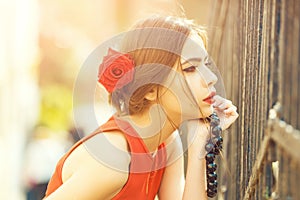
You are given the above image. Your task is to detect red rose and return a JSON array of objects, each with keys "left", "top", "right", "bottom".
[{"left": 98, "top": 48, "right": 135, "bottom": 93}]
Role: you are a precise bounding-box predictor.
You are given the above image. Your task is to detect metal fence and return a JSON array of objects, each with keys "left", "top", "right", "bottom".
[{"left": 207, "top": 0, "right": 300, "bottom": 199}]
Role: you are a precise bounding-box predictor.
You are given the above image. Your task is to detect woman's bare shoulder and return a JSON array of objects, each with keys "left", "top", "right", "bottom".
[
  {"left": 62, "top": 129, "right": 131, "bottom": 184},
  {"left": 43, "top": 130, "right": 131, "bottom": 199}
]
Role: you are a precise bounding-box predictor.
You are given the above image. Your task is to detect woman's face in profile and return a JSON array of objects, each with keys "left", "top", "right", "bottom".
[
  {"left": 158, "top": 31, "right": 218, "bottom": 121},
  {"left": 181, "top": 31, "right": 218, "bottom": 118}
]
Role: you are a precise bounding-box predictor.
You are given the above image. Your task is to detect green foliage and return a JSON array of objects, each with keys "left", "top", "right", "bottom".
[{"left": 39, "top": 84, "right": 72, "bottom": 131}]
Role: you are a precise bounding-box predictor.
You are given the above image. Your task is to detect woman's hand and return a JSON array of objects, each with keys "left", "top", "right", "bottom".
[
  {"left": 183, "top": 96, "right": 238, "bottom": 158},
  {"left": 213, "top": 95, "right": 239, "bottom": 130}
]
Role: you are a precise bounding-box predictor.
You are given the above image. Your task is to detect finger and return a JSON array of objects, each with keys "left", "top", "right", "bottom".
[
  {"left": 214, "top": 100, "right": 233, "bottom": 110},
  {"left": 224, "top": 107, "right": 238, "bottom": 116},
  {"left": 213, "top": 96, "right": 232, "bottom": 108},
  {"left": 224, "top": 106, "right": 237, "bottom": 115},
  {"left": 212, "top": 95, "right": 223, "bottom": 107},
  {"left": 216, "top": 102, "right": 228, "bottom": 110},
  {"left": 220, "top": 114, "right": 239, "bottom": 130}
]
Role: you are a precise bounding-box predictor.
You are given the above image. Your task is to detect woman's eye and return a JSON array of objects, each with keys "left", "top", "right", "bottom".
[
  {"left": 183, "top": 66, "right": 197, "bottom": 73},
  {"left": 205, "top": 61, "right": 212, "bottom": 66},
  {"left": 204, "top": 58, "right": 212, "bottom": 66}
]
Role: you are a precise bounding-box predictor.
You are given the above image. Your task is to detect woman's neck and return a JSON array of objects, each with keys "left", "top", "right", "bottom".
[{"left": 120, "top": 105, "right": 179, "bottom": 153}]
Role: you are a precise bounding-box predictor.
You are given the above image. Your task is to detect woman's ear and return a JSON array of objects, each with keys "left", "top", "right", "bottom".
[{"left": 144, "top": 88, "right": 158, "bottom": 102}]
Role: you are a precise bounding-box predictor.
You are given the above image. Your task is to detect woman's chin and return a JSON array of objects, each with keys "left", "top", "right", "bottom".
[
  {"left": 180, "top": 106, "right": 214, "bottom": 121},
  {"left": 200, "top": 106, "right": 214, "bottom": 118}
]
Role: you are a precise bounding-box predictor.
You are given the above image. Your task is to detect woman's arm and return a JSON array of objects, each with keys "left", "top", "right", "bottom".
[
  {"left": 182, "top": 120, "right": 209, "bottom": 200},
  {"left": 158, "top": 132, "right": 185, "bottom": 200},
  {"left": 157, "top": 124, "right": 208, "bottom": 200},
  {"left": 159, "top": 96, "right": 238, "bottom": 200},
  {"left": 183, "top": 96, "right": 238, "bottom": 199},
  {"left": 184, "top": 158, "right": 207, "bottom": 199},
  {"left": 44, "top": 159, "right": 128, "bottom": 200}
]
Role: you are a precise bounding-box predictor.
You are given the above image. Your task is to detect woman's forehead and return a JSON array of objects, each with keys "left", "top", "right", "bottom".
[{"left": 181, "top": 32, "right": 207, "bottom": 63}]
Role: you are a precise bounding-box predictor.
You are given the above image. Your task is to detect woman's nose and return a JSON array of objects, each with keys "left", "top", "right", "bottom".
[{"left": 201, "top": 66, "right": 218, "bottom": 87}]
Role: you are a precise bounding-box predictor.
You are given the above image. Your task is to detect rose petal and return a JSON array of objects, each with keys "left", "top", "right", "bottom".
[{"left": 98, "top": 48, "right": 135, "bottom": 93}]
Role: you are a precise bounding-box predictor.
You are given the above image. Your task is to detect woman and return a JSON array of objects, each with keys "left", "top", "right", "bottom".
[{"left": 44, "top": 15, "right": 238, "bottom": 200}]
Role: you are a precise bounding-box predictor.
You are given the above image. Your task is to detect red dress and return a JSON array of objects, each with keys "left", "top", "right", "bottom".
[{"left": 44, "top": 116, "right": 166, "bottom": 199}]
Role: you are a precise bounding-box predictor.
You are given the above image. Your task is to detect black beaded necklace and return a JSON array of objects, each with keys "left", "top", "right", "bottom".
[{"left": 205, "top": 112, "right": 223, "bottom": 198}]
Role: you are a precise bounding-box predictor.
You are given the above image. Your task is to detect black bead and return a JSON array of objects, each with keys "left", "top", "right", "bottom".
[
  {"left": 210, "top": 113, "right": 220, "bottom": 125},
  {"left": 214, "top": 143, "right": 223, "bottom": 150},
  {"left": 207, "top": 168, "right": 216, "bottom": 173},
  {"left": 205, "top": 153, "right": 215, "bottom": 162},
  {"left": 208, "top": 186, "right": 217, "bottom": 192},
  {"left": 212, "top": 136, "right": 223, "bottom": 145},
  {"left": 212, "top": 126, "right": 222, "bottom": 136},
  {"left": 205, "top": 143, "right": 214, "bottom": 152},
  {"left": 212, "top": 188, "right": 218, "bottom": 193},
  {"left": 208, "top": 162, "right": 217, "bottom": 168},
  {"left": 207, "top": 163, "right": 217, "bottom": 172},
  {"left": 214, "top": 136, "right": 223, "bottom": 146},
  {"left": 215, "top": 145, "right": 223, "bottom": 152},
  {"left": 205, "top": 153, "right": 215, "bottom": 163},
  {"left": 207, "top": 180, "right": 218, "bottom": 190},
  {"left": 210, "top": 113, "right": 219, "bottom": 121},
  {"left": 210, "top": 112, "right": 217, "bottom": 117},
  {"left": 211, "top": 147, "right": 220, "bottom": 155},
  {"left": 207, "top": 187, "right": 218, "bottom": 196},
  {"left": 207, "top": 189, "right": 217, "bottom": 198},
  {"left": 210, "top": 119, "right": 219, "bottom": 127},
  {"left": 207, "top": 172, "right": 217, "bottom": 181},
  {"left": 207, "top": 190, "right": 217, "bottom": 198}
]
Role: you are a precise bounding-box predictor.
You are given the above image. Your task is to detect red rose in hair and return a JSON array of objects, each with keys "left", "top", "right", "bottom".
[{"left": 98, "top": 48, "right": 135, "bottom": 93}]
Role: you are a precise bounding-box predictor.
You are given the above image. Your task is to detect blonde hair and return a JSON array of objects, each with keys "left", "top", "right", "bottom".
[{"left": 110, "top": 15, "right": 208, "bottom": 115}]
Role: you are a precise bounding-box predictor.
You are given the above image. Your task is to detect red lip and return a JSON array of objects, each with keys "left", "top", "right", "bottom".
[{"left": 203, "top": 91, "right": 216, "bottom": 104}]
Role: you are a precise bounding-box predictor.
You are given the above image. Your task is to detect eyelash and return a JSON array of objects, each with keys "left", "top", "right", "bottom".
[
  {"left": 205, "top": 60, "right": 212, "bottom": 66},
  {"left": 183, "top": 60, "right": 212, "bottom": 73},
  {"left": 183, "top": 66, "right": 197, "bottom": 73}
]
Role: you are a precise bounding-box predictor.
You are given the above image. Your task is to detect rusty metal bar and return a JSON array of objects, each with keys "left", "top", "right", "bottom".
[
  {"left": 268, "top": 120, "right": 300, "bottom": 162},
  {"left": 242, "top": 134, "right": 270, "bottom": 200},
  {"left": 243, "top": 118, "right": 300, "bottom": 199}
]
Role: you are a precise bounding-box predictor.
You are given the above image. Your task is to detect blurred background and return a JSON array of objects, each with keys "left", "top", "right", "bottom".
[
  {"left": 0, "top": 0, "right": 212, "bottom": 199},
  {"left": 3, "top": 0, "right": 300, "bottom": 199}
]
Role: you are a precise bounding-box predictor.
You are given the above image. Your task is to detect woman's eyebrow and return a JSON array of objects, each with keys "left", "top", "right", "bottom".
[{"left": 181, "top": 57, "right": 202, "bottom": 65}]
